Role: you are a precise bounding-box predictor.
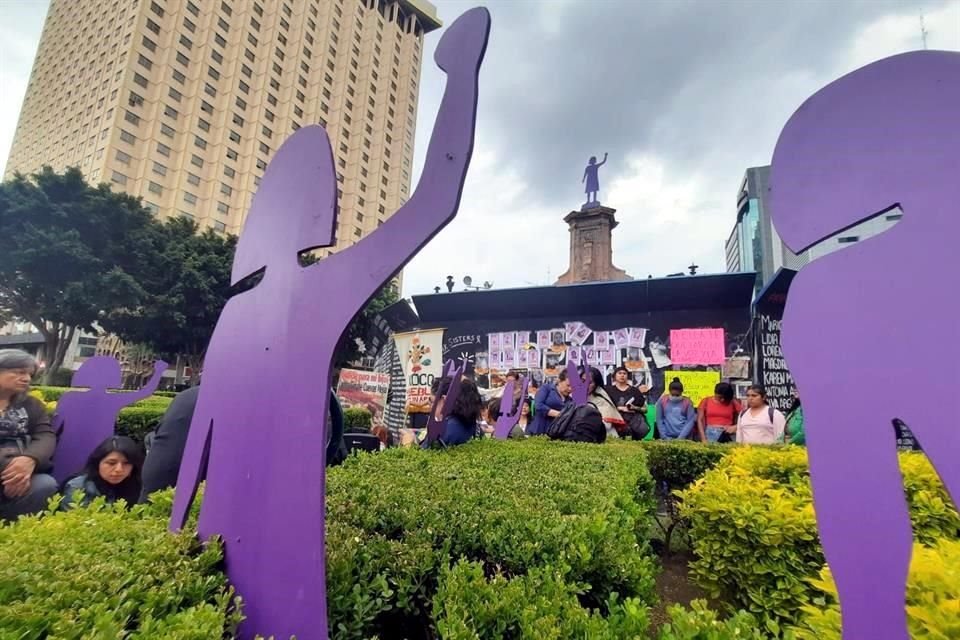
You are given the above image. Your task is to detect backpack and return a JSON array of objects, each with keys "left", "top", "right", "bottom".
[
  {"left": 564, "top": 404, "right": 606, "bottom": 444},
  {"left": 546, "top": 402, "right": 579, "bottom": 440}
]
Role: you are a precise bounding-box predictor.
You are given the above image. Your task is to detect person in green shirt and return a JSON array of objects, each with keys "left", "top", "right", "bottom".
[{"left": 784, "top": 393, "right": 805, "bottom": 445}]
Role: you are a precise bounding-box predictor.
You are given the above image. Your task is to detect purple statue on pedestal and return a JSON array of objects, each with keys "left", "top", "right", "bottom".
[
  {"left": 53, "top": 356, "right": 167, "bottom": 485},
  {"left": 169, "top": 8, "right": 489, "bottom": 639},
  {"left": 582, "top": 152, "right": 607, "bottom": 208},
  {"left": 493, "top": 376, "right": 528, "bottom": 439},
  {"left": 769, "top": 50, "right": 959, "bottom": 640}
]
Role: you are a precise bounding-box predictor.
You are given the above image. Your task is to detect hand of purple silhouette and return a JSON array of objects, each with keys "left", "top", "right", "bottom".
[{"left": 494, "top": 376, "right": 529, "bottom": 439}]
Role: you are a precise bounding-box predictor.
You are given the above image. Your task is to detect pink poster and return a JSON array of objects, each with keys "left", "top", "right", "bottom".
[
  {"left": 488, "top": 333, "right": 501, "bottom": 352},
  {"left": 669, "top": 328, "right": 726, "bottom": 365},
  {"left": 537, "top": 330, "right": 551, "bottom": 349}
]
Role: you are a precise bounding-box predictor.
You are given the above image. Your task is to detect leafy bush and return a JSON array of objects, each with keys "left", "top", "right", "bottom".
[
  {"left": 47, "top": 367, "right": 74, "bottom": 387},
  {"left": 792, "top": 539, "right": 960, "bottom": 640},
  {"left": 680, "top": 446, "right": 959, "bottom": 629},
  {"left": 31, "top": 385, "right": 73, "bottom": 401},
  {"left": 657, "top": 600, "right": 770, "bottom": 639},
  {"left": 325, "top": 438, "right": 658, "bottom": 638},
  {"left": 116, "top": 405, "right": 169, "bottom": 441},
  {"left": 0, "top": 496, "right": 241, "bottom": 639},
  {"left": 343, "top": 406, "right": 373, "bottom": 432},
  {"left": 643, "top": 440, "right": 729, "bottom": 491}
]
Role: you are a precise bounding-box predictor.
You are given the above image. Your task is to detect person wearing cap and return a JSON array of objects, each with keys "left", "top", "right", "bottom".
[{"left": 0, "top": 349, "right": 58, "bottom": 521}]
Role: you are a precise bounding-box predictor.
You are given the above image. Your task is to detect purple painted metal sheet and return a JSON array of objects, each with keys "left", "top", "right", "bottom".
[
  {"left": 493, "top": 376, "right": 529, "bottom": 439},
  {"left": 168, "top": 8, "right": 490, "bottom": 639},
  {"left": 769, "top": 50, "right": 959, "bottom": 640}
]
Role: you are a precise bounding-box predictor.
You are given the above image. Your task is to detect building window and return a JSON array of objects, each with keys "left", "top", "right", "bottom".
[
  {"left": 248, "top": 33, "right": 258, "bottom": 46},
  {"left": 237, "top": 97, "right": 248, "bottom": 110},
  {"left": 146, "top": 18, "right": 160, "bottom": 35},
  {"left": 144, "top": 202, "right": 159, "bottom": 215},
  {"left": 208, "top": 66, "right": 221, "bottom": 81},
  {"left": 148, "top": 181, "right": 163, "bottom": 195},
  {"left": 229, "top": 130, "right": 241, "bottom": 143},
  {"left": 186, "top": 1, "right": 199, "bottom": 17},
  {"left": 239, "top": 80, "right": 250, "bottom": 94},
  {"left": 220, "top": 183, "right": 232, "bottom": 196},
  {"left": 241, "top": 64, "right": 253, "bottom": 78},
  {"left": 194, "top": 136, "right": 207, "bottom": 150},
  {"left": 160, "top": 123, "right": 175, "bottom": 138},
  {"left": 137, "top": 54, "right": 152, "bottom": 70},
  {"left": 179, "top": 35, "right": 193, "bottom": 50},
  {"left": 226, "top": 148, "right": 238, "bottom": 160},
  {"left": 176, "top": 51, "right": 189, "bottom": 66},
  {"left": 169, "top": 87, "right": 182, "bottom": 102},
  {"left": 224, "top": 166, "right": 236, "bottom": 178},
  {"left": 157, "top": 142, "right": 171, "bottom": 157},
  {"left": 172, "top": 69, "right": 186, "bottom": 84},
  {"left": 214, "top": 33, "right": 227, "bottom": 48},
  {"left": 111, "top": 171, "right": 127, "bottom": 185},
  {"left": 190, "top": 154, "right": 203, "bottom": 168},
  {"left": 256, "top": 159, "right": 267, "bottom": 170},
  {"left": 119, "top": 130, "right": 135, "bottom": 144},
  {"left": 259, "top": 142, "right": 270, "bottom": 154},
  {"left": 115, "top": 150, "right": 131, "bottom": 165},
  {"left": 142, "top": 36, "right": 157, "bottom": 52},
  {"left": 198, "top": 118, "right": 210, "bottom": 132},
  {"left": 133, "top": 72, "right": 148, "bottom": 88},
  {"left": 152, "top": 162, "right": 167, "bottom": 176},
  {"left": 183, "top": 192, "right": 197, "bottom": 205},
  {"left": 211, "top": 49, "right": 224, "bottom": 64},
  {"left": 232, "top": 113, "right": 245, "bottom": 126},
  {"left": 214, "top": 221, "right": 227, "bottom": 232},
  {"left": 187, "top": 172, "right": 201, "bottom": 186},
  {"left": 201, "top": 100, "right": 214, "bottom": 114},
  {"left": 264, "top": 110, "right": 274, "bottom": 122},
  {"left": 124, "top": 110, "right": 140, "bottom": 125},
  {"left": 253, "top": 2, "right": 263, "bottom": 17},
  {"left": 261, "top": 126, "right": 272, "bottom": 138},
  {"left": 164, "top": 105, "right": 178, "bottom": 120},
  {"left": 204, "top": 83, "right": 217, "bottom": 97}
]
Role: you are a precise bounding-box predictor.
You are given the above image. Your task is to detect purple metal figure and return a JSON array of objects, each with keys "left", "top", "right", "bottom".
[
  {"left": 493, "top": 376, "right": 529, "bottom": 439},
  {"left": 567, "top": 360, "right": 589, "bottom": 406},
  {"left": 169, "top": 8, "right": 490, "bottom": 639},
  {"left": 769, "top": 50, "right": 959, "bottom": 640},
  {"left": 582, "top": 152, "right": 607, "bottom": 206},
  {"left": 53, "top": 356, "right": 167, "bottom": 485}
]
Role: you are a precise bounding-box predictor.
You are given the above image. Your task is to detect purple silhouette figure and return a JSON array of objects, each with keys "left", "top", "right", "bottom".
[
  {"left": 582, "top": 152, "right": 607, "bottom": 206},
  {"left": 425, "top": 361, "right": 466, "bottom": 445},
  {"left": 169, "top": 8, "right": 489, "bottom": 639},
  {"left": 53, "top": 356, "right": 167, "bottom": 484},
  {"left": 567, "top": 360, "right": 589, "bottom": 406},
  {"left": 769, "top": 50, "right": 959, "bottom": 640},
  {"left": 493, "top": 376, "right": 529, "bottom": 439}
]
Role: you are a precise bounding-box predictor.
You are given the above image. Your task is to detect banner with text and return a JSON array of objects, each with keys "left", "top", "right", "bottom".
[
  {"left": 394, "top": 328, "right": 445, "bottom": 414},
  {"left": 336, "top": 368, "right": 390, "bottom": 428},
  {"left": 663, "top": 370, "right": 721, "bottom": 406},
  {"left": 669, "top": 328, "right": 726, "bottom": 365}
]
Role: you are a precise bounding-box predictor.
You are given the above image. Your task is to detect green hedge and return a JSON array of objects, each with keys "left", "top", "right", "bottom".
[
  {"left": 679, "top": 446, "right": 960, "bottom": 630},
  {"left": 642, "top": 440, "right": 730, "bottom": 492},
  {"left": 343, "top": 406, "right": 373, "bottom": 432},
  {"left": 31, "top": 386, "right": 171, "bottom": 442},
  {"left": 325, "top": 438, "right": 658, "bottom": 638},
  {"left": 0, "top": 496, "right": 240, "bottom": 639}
]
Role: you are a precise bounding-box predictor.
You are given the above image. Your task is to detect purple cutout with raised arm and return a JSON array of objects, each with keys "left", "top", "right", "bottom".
[
  {"left": 425, "top": 361, "right": 466, "bottom": 445},
  {"left": 567, "top": 359, "right": 589, "bottom": 406},
  {"left": 493, "top": 376, "right": 528, "bottom": 439},
  {"left": 769, "top": 50, "right": 959, "bottom": 640},
  {"left": 168, "top": 8, "right": 489, "bottom": 639},
  {"left": 53, "top": 356, "right": 167, "bottom": 484}
]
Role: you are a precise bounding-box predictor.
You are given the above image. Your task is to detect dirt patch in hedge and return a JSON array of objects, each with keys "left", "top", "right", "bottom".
[{"left": 649, "top": 551, "right": 712, "bottom": 631}]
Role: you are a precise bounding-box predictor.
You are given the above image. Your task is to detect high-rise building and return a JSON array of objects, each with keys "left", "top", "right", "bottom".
[
  {"left": 5, "top": 0, "right": 440, "bottom": 253},
  {"left": 725, "top": 165, "right": 902, "bottom": 292}
]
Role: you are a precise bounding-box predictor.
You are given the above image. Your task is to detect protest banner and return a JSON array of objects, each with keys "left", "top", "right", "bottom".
[
  {"left": 336, "top": 369, "right": 390, "bottom": 427},
  {"left": 670, "top": 328, "right": 725, "bottom": 365},
  {"left": 394, "top": 329, "right": 445, "bottom": 414},
  {"left": 663, "top": 369, "right": 721, "bottom": 406}
]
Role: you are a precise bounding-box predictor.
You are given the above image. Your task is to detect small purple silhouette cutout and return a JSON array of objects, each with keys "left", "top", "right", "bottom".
[
  {"left": 582, "top": 152, "right": 607, "bottom": 207},
  {"left": 425, "top": 360, "right": 466, "bottom": 445},
  {"left": 493, "top": 376, "right": 529, "bottom": 439},
  {"left": 53, "top": 356, "right": 167, "bottom": 484},
  {"left": 567, "top": 360, "right": 589, "bottom": 406},
  {"left": 769, "top": 50, "right": 959, "bottom": 640},
  {"left": 169, "top": 8, "right": 489, "bottom": 639}
]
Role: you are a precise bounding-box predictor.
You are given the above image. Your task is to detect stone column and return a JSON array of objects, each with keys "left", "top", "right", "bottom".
[{"left": 555, "top": 204, "right": 631, "bottom": 284}]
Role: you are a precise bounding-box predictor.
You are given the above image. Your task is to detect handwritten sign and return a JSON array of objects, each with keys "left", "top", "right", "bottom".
[
  {"left": 670, "top": 328, "right": 725, "bottom": 365},
  {"left": 663, "top": 370, "right": 720, "bottom": 406}
]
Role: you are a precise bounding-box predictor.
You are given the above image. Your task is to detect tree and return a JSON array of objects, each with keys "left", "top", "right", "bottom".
[
  {"left": 333, "top": 281, "right": 400, "bottom": 370},
  {"left": 102, "top": 217, "right": 236, "bottom": 384},
  {"left": 0, "top": 167, "right": 158, "bottom": 382}
]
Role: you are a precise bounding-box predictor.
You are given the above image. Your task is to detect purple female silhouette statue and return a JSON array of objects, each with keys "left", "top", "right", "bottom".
[
  {"left": 169, "top": 8, "right": 489, "bottom": 639},
  {"left": 582, "top": 152, "right": 608, "bottom": 206},
  {"left": 769, "top": 50, "right": 959, "bottom": 640},
  {"left": 567, "top": 360, "right": 589, "bottom": 406},
  {"left": 425, "top": 360, "right": 466, "bottom": 445},
  {"left": 53, "top": 356, "right": 167, "bottom": 484},
  {"left": 493, "top": 376, "right": 529, "bottom": 439}
]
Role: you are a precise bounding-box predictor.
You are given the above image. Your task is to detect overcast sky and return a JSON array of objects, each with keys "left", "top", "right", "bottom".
[{"left": 2, "top": 1, "right": 958, "bottom": 300}]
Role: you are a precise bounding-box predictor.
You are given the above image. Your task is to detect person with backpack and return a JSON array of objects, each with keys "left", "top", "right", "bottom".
[
  {"left": 736, "top": 384, "right": 787, "bottom": 444},
  {"left": 529, "top": 369, "right": 572, "bottom": 435},
  {"left": 655, "top": 378, "right": 696, "bottom": 440},
  {"left": 586, "top": 367, "right": 625, "bottom": 439},
  {"left": 697, "top": 382, "right": 741, "bottom": 443},
  {"left": 61, "top": 436, "right": 144, "bottom": 510},
  {"left": 424, "top": 376, "right": 483, "bottom": 446},
  {"left": 605, "top": 366, "right": 649, "bottom": 439},
  {"left": 784, "top": 391, "right": 805, "bottom": 445}
]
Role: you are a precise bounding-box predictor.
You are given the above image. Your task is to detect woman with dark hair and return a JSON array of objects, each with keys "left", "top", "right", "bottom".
[
  {"left": 516, "top": 397, "right": 533, "bottom": 434},
  {"left": 784, "top": 391, "right": 805, "bottom": 445},
  {"left": 529, "top": 369, "right": 572, "bottom": 435},
  {"left": 61, "top": 435, "right": 144, "bottom": 509},
  {"left": 605, "top": 365, "right": 648, "bottom": 439},
  {"left": 697, "top": 382, "right": 742, "bottom": 443},
  {"left": 656, "top": 377, "right": 696, "bottom": 440},
  {"left": 736, "top": 384, "right": 787, "bottom": 445},
  {"left": 0, "top": 349, "right": 58, "bottom": 522},
  {"left": 429, "top": 376, "right": 483, "bottom": 446},
  {"left": 586, "top": 367, "right": 625, "bottom": 438}
]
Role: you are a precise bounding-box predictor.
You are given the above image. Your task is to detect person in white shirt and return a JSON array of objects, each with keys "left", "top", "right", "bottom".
[{"left": 736, "top": 384, "right": 787, "bottom": 445}]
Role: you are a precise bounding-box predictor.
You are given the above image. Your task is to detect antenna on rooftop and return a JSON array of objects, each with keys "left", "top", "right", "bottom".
[{"left": 920, "top": 13, "right": 929, "bottom": 50}]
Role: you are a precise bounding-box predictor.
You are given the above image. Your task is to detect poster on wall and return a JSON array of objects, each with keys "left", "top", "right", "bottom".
[
  {"left": 624, "top": 346, "right": 648, "bottom": 373},
  {"left": 549, "top": 329, "right": 567, "bottom": 353},
  {"left": 756, "top": 313, "right": 795, "bottom": 410},
  {"left": 670, "top": 328, "right": 726, "bottom": 365},
  {"left": 722, "top": 356, "right": 751, "bottom": 379},
  {"left": 394, "top": 329, "right": 445, "bottom": 414},
  {"left": 663, "top": 369, "right": 721, "bottom": 406},
  {"left": 336, "top": 369, "right": 390, "bottom": 428},
  {"left": 649, "top": 339, "right": 672, "bottom": 368}
]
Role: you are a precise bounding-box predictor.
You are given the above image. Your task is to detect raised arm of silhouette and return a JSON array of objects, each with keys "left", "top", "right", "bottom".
[
  {"left": 52, "top": 357, "right": 167, "bottom": 485},
  {"left": 425, "top": 362, "right": 465, "bottom": 444},
  {"left": 168, "top": 9, "right": 489, "bottom": 639},
  {"left": 494, "top": 377, "right": 528, "bottom": 439},
  {"left": 567, "top": 360, "right": 589, "bottom": 406},
  {"left": 769, "top": 50, "right": 959, "bottom": 640}
]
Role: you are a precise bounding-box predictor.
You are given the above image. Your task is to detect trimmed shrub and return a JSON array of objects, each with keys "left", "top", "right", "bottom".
[
  {"left": 343, "top": 406, "right": 373, "bottom": 432},
  {"left": 792, "top": 539, "right": 960, "bottom": 640},
  {"left": 116, "top": 405, "right": 169, "bottom": 441},
  {"left": 643, "top": 440, "right": 729, "bottom": 491},
  {"left": 31, "top": 385, "right": 73, "bottom": 402},
  {"left": 657, "top": 600, "right": 770, "bottom": 639},
  {"left": 325, "top": 438, "right": 659, "bottom": 638},
  {"left": 680, "top": 446, "right": 959, "bottom": 629},
  {"left": 0, "top": 496, "right": 241, "bottom": 639}
]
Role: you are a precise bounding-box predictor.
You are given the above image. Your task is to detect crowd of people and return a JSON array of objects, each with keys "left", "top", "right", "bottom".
[{"left": 1, "top": 344, "right": 806, "bottom": 522}]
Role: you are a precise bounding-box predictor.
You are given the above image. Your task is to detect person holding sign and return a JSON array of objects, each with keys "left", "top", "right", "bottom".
[
  {"left": 697, "top": 382, "right": 741, "bottom": 443},
  {"left": 656, "top": 378, "right": 696, "bottom": 440},
  {"left": 736, "top": 385, "right": 786, "bottom": 445}
]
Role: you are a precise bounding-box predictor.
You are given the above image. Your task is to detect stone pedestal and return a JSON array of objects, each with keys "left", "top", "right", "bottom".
[{"left": 555, "top": 204, "right": 631, "bottom": 285}]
